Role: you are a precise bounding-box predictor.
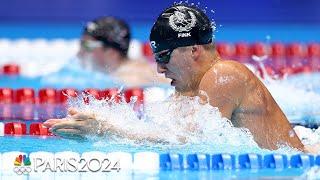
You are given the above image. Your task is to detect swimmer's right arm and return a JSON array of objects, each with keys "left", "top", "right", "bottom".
[
  {"left": 46, "top": 108, "right": 187, "bottom": 144},
  {"left": 99, "top": 122, "right": 187, "bottom": 144}
]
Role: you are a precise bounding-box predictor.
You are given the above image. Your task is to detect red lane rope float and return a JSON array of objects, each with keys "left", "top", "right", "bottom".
[
  {"left": 235, "top": 42, "right": 251, "bottom": 64},
  {"left": 4, "top": 122, "right": 27, "bottom": 135},
  {"left": 216, "top": 42, "right": 235, "bottom": 59},
  {"left": 38, "top": 88, "right": 57, "bottom": 104},
  {"left": 1, "top": 64, "right": 20, "bottom": 75},
  {"left": 251, "top": 42, "right": 270, "bottom": 57},
  {"left": 0, "top": 88, "right": 14, "bottom": 103},
  {"left": 58, "top": 88, "right": 78, "bottom": 104},
  {"left": 29, "top": 123, "right": 52, "bottom": 136}
]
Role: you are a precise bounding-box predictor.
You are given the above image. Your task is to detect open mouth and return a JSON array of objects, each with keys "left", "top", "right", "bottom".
[
  {"left": 171, "top": 79, "right": 176, "bottom": 85},
  {"left": 165, "top": 74, "right": 176, "bottom": 85}
]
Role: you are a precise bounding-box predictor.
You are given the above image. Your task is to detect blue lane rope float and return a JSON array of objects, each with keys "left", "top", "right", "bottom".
[
  {"left": 212, "top": 153, "right": 236, "bottom": 170},
  {"left": 264, "top": 154, "right": 288, "bottom": 169},
  {"left": 290, "top": 154, "right": 315, "bottom": 168},
  {"left": 238, "top": 153, "right": 263, "bottom": 169}
]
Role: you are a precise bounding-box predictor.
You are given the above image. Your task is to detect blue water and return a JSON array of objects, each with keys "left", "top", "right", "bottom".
[
  {"left": 0, "top": 136, "right": 128, "bottom": 153},
  {"left": 155, "top": 169, "right": 305, "bottom": 179},
  {"left": 0, "top": 167, "right": 307, "bottom": 179}
]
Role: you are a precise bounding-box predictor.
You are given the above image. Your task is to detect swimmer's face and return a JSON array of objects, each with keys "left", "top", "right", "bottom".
[
  {"left": 156, "top": 46, "right": 198, "bottom": 92},
  {"left": 77, "top": 35, "right": 115, "bottom": 72}
]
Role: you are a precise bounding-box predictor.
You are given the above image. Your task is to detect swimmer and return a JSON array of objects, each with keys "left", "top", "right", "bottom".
[
  {"left": 78, "top": 16, "right": 167, "bottom": 86},
  {"left": 44, "top": 4, "right": 317, "bottom": 153}
]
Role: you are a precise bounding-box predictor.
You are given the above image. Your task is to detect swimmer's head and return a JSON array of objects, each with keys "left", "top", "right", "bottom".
[
  {"left": 150, "top": 4, "right": 215, "bottom": 92},
  {"left": 78, "top": 16, "right": 131, "bottom": 73},
  {"left": 83, "top": 16, "right": 130, "bottom": 56},
  {"left": 149, "top": 4, "right": 213, "bottom": 61}
]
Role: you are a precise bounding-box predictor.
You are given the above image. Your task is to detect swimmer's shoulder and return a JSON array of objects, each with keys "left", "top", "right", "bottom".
[
  {"left": 199, "top": 60, "right": 255, "bottom": 93},
  {"left": 208, "top": 60, "right": 253, "bottom": 81},
  {"left": 199, "top": 60, "right": 250, "bottom": 104}
]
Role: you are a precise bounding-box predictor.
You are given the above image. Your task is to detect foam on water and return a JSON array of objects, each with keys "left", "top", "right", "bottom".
[
  {"left": 267, "top": 81, "right": 320, "bottom": 118},
  {"left": 299, "top": 166, "right": 320, "bottom": 179},
  {"left": 252, "top": 58, "right": 320, "bottom": 121},
  {"left": 65, "top": 92, "right": 300, "bottom": 155},
  {"left": 293, "top": 125, "right": 320, "bottom": 150}
]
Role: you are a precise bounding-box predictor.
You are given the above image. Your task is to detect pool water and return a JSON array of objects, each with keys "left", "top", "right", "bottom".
[
  {"left": 1, "top": 39, "right": 320, "bottom": 179},
  {"left": 0, "top": 95, "right": 319, "bottom": 179}
]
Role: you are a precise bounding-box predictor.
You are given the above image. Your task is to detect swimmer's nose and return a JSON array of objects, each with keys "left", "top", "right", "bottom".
[{"left": 157, "top": 63, "right": 166, "bottom": 74}]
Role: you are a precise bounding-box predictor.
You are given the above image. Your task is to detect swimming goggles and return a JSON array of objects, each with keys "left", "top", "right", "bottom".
[
  {"left": 80, "top": 40, "right": 103, "bottom": 52},
  {"left": 154, "top": 49, "right": 174, "bottom": 64}
]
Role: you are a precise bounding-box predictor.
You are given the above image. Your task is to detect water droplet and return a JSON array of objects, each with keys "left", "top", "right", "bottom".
[
  {"left": 289, "top": 130, "right": 295, "bottom": 137},
  {"left": 212, "top": 27, "right": 216, "bottom": 32}
]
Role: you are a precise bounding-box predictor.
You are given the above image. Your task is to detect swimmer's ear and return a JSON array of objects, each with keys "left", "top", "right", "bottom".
[{"left": 191, "top": 45, "right": 201, "bottom": 61}]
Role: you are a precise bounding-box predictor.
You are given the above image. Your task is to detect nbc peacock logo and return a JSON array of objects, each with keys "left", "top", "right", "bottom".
[{"left": 13, "top": 154, "right": 32, "bottom": 175}]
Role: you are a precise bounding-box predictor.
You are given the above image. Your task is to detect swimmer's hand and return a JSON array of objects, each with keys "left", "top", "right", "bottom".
[
  {"left": 43, "top": 118, "right": 66, "bottom": 129},
  {"left": 44, "top": 108, "right": 101, "bottom": 140},
  {"left": 44, "top": 108, "right": 187, "bottom": 144}
]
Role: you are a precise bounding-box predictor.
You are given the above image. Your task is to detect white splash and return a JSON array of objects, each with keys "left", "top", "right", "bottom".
[
  {"left": 266, "top": 81, "right": 320, "bottom": 118},
  {"left": 298, "top": 166, "right": 320, "bottom": 180},
  {"left": 66, "top": 92, "right": 300, "bottom": 155},
  {"left": 251, "top": 56, "right": 320, "bottom": 123},
  {"left": 294, "top": 125, "right": 320, "bottom": 147}
]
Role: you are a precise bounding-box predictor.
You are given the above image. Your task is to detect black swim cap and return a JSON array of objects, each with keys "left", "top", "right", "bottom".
[
  {"left": 84, "top": 16, "right": 131, "bottom": 56},
  {"left": 150, "top": 4, "right": 213, "bottom": 53}
]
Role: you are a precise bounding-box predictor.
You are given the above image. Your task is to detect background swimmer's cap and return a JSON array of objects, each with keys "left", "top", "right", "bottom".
[
  {"left": 84, "top": 16, "right": 131, "bottom": 56},
  {"left": 149, "top": 4, "right": 213, "bottom": 53}
]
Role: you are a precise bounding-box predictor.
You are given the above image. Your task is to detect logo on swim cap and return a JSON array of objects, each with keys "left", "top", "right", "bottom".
[
  {"left": 168, "top": 10, "right": 196, "bottom": 33},
  {"left": 150, "top": 41, "right": 157, "bottom": 49},
  {"left": 150, "top": 4, "right": 213, "bottom": 53},
  {"left": 86, "top": 22, "right": 97, "bottom": 33}
]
